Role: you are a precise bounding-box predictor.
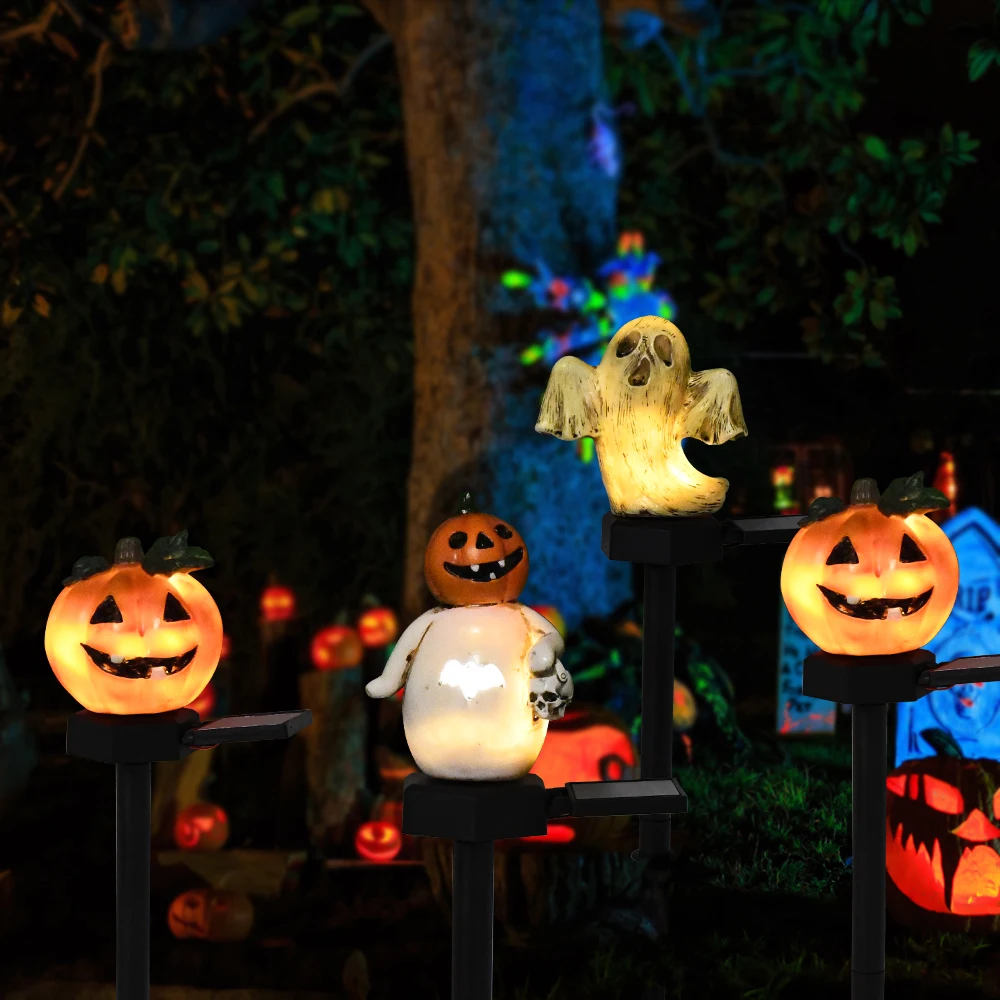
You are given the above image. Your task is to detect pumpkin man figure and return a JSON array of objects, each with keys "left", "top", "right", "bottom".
[{"left": 366, "top": 495, "right": 574, "bottom": 781}]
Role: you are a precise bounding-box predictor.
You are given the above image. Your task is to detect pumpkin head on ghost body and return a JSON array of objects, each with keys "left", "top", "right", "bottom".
[
  {"left": 44, "top": 533, "right": 223, "bottom": 716},
  {"left": 780, "top": 474, "right": 958, "bottom": 656},
  {"left": 424, "top": 493, "right": 529, "bottom": 606}
]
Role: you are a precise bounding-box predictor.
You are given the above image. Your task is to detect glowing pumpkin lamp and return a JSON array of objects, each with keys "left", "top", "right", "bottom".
[
  {"left": 260, "top": 584, "right": 296, "bottom": 623},
  {"left": 310, "top": 625, "right": 364, "bottom": 670},
  {"left": 355, "top": 820, "right": 402, "bottom": 863},
  {"left": 358, "top": 607, "right": 399, "bottom": 648},
  {"left": 521, "top": 823, "right": 576, "bottom": 845},
  {"left": 167, "top": 888, "right": 254, "bottom": 942},
  {"left": 173, "top": 802, "right": 230, "bottom": 852},
  {"left": 44, "top": 534, "right": 223, "bottom": 716}
]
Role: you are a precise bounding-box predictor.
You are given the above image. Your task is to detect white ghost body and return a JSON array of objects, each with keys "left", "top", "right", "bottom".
[
  {"left": 535, "top": 316, "right": 748, "bottom": 516},
  {"left": 366, "top": 603, "right": 572, "bottom": 781}
]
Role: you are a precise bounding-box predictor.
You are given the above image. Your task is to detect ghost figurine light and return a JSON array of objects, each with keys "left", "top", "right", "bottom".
[
  {"left": 535, "top": 315, "right": 747, "bottom": 515},
  {"left": 366, "top": 495, "right": 574, "bottom": 781}
]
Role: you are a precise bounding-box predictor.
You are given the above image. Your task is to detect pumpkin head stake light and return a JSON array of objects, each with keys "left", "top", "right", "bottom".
[
  {"left": 45, "top": 532, "right": 223, "bottom": 715},
  {"left": 781, "top": 474, "right": 958, "bottom": 656},
  {"left": 367, "top": 495, "right": 574, "bottom": 781}
]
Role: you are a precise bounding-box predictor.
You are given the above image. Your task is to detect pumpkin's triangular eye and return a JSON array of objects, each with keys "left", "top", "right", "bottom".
[
  {"left": 923, "top": 774, "right": 964, "bottom": 814},
  {"left": 90, "top": 595, "right": 123, "bottom": 624},
  {"left": 899, "top": 533, "right": 926, "bottom": 563},
  {"left": 826, "top": 536, "right": 859, "bottom": 565},
  {"left": 495, "top": 524, "right": 513, "bottom": 539},
  {"left": 163, "top": 593, "right": 191, "bottom": 622}
]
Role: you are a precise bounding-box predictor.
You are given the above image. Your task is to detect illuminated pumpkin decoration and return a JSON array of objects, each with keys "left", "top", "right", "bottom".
[
  {"left": 167, "top": 888, "right": 254, "bottom": 942},
  {"left": 886, "top": 751, "right": 1000, "bottom": 921},
  {"left": 780, "top": 474, "right": 957, "bottom": 656},
  {"left": 260, "top": 583, "right": 295, "bottom": 622},
  {"left": 358, "top": 607, "right": 399, "bottom": 648},
  {"left": 173, "top": 802, "right": 229, "bottom": 851},
  {"left": 355, "top": 820, "right": 402, "bottom": 862},
  {"left": 310, "top": 625, "right": 364, "bottom": 670},
  {"left": 186, "top": 680, "right": 216, "bottom": 719},
  {"left": 531, "top": 710, "right": 635, "bottom": 787},
  {"left": 423, "top": 494, "right": 529, "bottom": 607},
  {"left": 368, "top": 499, "right": 573, "bottom": 780},
  {"left": 44, "top": 533, "right": 223, "bottom": 716},
  {"left": 673, "top": 679, "right": 697, "bottom": 733},
  {"left": 530, "top": 605, "right": 567, "bottom": 638}
]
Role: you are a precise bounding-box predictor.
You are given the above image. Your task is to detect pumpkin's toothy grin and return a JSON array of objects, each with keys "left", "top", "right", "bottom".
[
  {"left": 817, "top": 585, "right": 933, "bottom": 620},
  {"left": 443, "top": 546, "right": 524, "bottom": 584},
  {"left": 81, "top": 643, "right": 198, "bottom": 679}
]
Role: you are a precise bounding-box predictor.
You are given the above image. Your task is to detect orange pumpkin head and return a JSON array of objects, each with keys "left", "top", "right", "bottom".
[
  {"left": 424, "top": 494, "right": 529, "bottom": 606},
  {"left": 781, "top": 474, "right": 958, "bottom": 656},
  {"left": 174, "top": 802, "right": 230, "bottom": 851},
  {"left": 44, "top": 533, "right": 223, "bottom": 716},
  {"left": 167, "top": 888, "right": 254, "bottom": 942}
]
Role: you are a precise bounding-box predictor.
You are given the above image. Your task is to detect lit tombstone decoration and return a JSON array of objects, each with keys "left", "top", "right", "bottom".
[
  {"left": 780, "top": 474, "right": 958, "bottom": 657},
  {"left": 44, "top": 533, "right": 223, "bottom": 716},
  {"left": 310, "top": 624, "right": 364, "bottom": 671},
  {"left": 535, "top": 315, "right": 747, "bottom": 515},
  {"left": 365, "top": 495, "right": 574, "bottom": 780}
]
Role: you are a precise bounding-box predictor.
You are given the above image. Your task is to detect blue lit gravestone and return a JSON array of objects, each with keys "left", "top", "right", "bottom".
[
  {"left": 776, "top": 599, "right": 836, "bottom": 735},
  {"left": 896, "top": 507, "right": 1000, "bottom": 765}
]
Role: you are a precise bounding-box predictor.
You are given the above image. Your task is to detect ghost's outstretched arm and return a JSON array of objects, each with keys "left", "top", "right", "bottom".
[
  {"left": 365, "top": 609, "right": 439, "bottom": 699},
  {"left": 683, "top": 368, "right": 748, "bottom": 445},
  {"left": 520, "top": 605, "right": 565, "bottom": 675},
  {"left": 535, "top": 356, "right": 601, "bottom": 440}
]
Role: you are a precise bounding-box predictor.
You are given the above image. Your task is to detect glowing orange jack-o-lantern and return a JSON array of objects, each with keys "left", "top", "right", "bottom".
[
  {"left": 531, "top": 709, "right": 636, "bottom": 787},
  {"left": 887, "top": 752, "right": 1000, "bottom": 922},
  {"left": 355, "top": 820, "right": 402, "bottom": 862},
  {"left": 260, "top": 583, "right": 296, "bottom": 622},
  {"left": 311, "top": 625, "right": 364, "bottom": 670},
  {"left": 44, "top": 534, "right": 223, "bottom": 716},
  {"left": 167, "top": 888, "right": 254, "bottom": 941},
  {"left": 423, "top": 493, "right": 529, "bottom": 607},
  {"left": 358, "top": 607, "right": 399, "bottom": 648},
  {"left": 174, "top": 802, "right": 230, "bottom": 851},
  {"left": 780, "top": 474, "right": 957, "bottom": 656}
]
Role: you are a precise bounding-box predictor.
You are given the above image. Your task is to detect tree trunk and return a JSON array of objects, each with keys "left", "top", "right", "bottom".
[{"left": 371, "top": 0, "right": 628, "bottom": 625}]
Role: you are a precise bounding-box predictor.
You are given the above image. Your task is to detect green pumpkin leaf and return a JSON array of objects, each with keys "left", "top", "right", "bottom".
[
  {"left": 798, "top": 496, "right": 847, "bottom": 525},
  {"left": 877, "top": 472, "right": 949, "bottom": 517},
  {"left": 62, "top": 555, "right": 110, "bottom": 586},
  {"left": 142, "top": 530, "right": 214, "bottom": 575},
  {"left": 920, "top": 727, "right": 964, "bottom": 759}
]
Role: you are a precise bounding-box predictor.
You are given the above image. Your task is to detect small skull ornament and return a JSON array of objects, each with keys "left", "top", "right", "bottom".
[{"left": 529, "top": 661, "right": 574, "bottom": 720}]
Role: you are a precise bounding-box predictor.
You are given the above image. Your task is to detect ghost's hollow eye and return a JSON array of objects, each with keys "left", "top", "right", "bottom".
[
  {"left": 163, "top": 592, "right": 191, "bottom": 622},
  {"left": 826, "top": 536, "right": 859, "bottom": 566},
  {"left": 899, "top": 533, "right": 926, "bottom": 563},
  {"left": 615, "top": 330, "right": 640, "bottom": 357},
  {"left": 653, "top": 334, "right": 673, "bottom": 366},
  {"left": 90, "top": 595, "right": 123, "bottom": 624},
  {"left": 448, "top": 531, "right": 468, "bottom": 549},
  {"left": 495, "top": 524, "right": 513, "bottom": 539}
]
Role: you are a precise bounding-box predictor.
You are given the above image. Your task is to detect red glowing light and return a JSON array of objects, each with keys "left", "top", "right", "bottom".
[
  {"left": 311, "top": 625, "right": 364, "bottom": 670},
  {"left": 355, "top": 821, "right": 402, "bottom": 862},
  {"left": 521, "top": 823, "right": 576, "bottom": 845},
  {"left": 357, "top": 607, "right": 399, "bottom": 648},
  {"left": 260, "top": 584, "right": 296, "bottom": 623}
]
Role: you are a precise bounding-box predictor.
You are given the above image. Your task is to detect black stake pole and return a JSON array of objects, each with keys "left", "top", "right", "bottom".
[
  {"left": 116, "top": 762, "right": 151, "bottom": 1000},
  {"left": 452, "top": 840, "right": 494, "bottom": 1000},
  {"left": 640, "top": 563, "right": 677, "bottom": 857},
  {"left": 851, "top": 702, "right": 887, "bottom": 1000}
]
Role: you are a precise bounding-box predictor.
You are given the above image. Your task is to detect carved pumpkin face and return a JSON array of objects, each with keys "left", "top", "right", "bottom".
[
  {"left": 354, "top": 820, "right": 402, "bottom": 863},
  {"left": 310, "top": 625, "right": 364, "bottom": 670},
  {"left": 45, "top": 535, "right": 223, "bottom": 716},
  {"left": 358, "top": 607, "right": 399, "bottom": 647},
  {"left": 530, "top": 709, "right": 636, "bottom": 787},
  {"left": 424, "top": 500, "right": 529, "bottom": 606},
  {"left": 174, "top": 802, "right": 229, "bottom": 851},
  {"left": 781, "top": 475, "right": 958, "bottom": 656},
  {"left": 167, "top": 888, "right": 254, "bottom": 941},
  {"left": 887, "top": 756, "right": 1000, "bottom": 920}
]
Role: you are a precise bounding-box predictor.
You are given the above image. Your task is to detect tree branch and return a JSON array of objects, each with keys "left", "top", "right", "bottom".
[
  {"left": 0, "top": 2, "right": 59, "bottom": 46},
  {"left": 52, "top": 40, "right": 111, "bottom": 202}
]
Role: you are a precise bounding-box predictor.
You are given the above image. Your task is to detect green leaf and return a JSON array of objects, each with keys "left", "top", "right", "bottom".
[
  {"left": 62, "top": 556, "right": 111, "bottom": 586},
  {"left": 798, "top": 496, "right": 847, "bottom": 526},
  {"left": 902, "top": 228, "right": 918, "bottom": 256},
  {"left": 863, "top": 135, "right": 890, "bottom": 161},
  {"left": 878, "top": 472, "right": 949, "bottom": 517},
  {"left": 142, "top": 531, "right": 214, "bottom": 576},
  {"left": 282, "top": 6, "right": 321, "bottom": 30},
  {"left": 968, "top": 39, "right": 998, "bottom": 82}
]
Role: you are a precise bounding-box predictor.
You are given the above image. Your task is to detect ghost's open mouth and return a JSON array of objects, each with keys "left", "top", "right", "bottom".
[
  {"left": 817, "top": 585, "right": 933, "bottom": 621},
  {"left": 81, "top": 643, "right": 197, "bottom": 679},
  {"left": 444, "top": 546, "right": 523, "bottom": 584}
]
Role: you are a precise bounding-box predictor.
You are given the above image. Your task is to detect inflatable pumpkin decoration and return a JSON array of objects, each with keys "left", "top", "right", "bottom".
[
  {"left": 781, "top": 473, "right": 958, "bottom": 656},
  {"left": 45, "top": 533, "right": 223, "bottom": 715},
  {"left": 167, "top": 888, "right": 254, "bottom": 941},
  {"left": 887, "top": 740, "right": 1000, "bottom": 922}
]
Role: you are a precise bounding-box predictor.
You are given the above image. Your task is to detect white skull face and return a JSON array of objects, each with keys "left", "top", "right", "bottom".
[
  {"left": 529, "top": 660, "right": 574, "bottom": 720},
  {"left": 600, "top": 318, "right": 689, "bottom": 393}
]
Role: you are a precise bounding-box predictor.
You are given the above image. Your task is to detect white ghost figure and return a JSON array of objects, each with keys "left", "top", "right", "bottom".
[
  {"left": 366, "top": 604, "right": 573, "bottom": 781},
  {"left": 535, "top": 315, "right": 748, "bottom": 516}
]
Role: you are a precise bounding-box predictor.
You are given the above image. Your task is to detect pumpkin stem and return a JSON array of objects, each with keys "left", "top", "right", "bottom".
[
  {"left": 850, "top": 478, "right": 881, "bottom": 506},
  {"left": 456, "top": 491, "right": 477, "bottom": 515},
  {"left": 114, "top": 537, "right": 145, "bottom": 565}
]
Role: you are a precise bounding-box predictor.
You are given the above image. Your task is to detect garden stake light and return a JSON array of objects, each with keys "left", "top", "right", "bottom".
[
  {"left": 46, "top": 534, "right": 311, "bottom": 1000},
  {"left": 783, "top": 475, "right": 1000, "bottom": 1000}
]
